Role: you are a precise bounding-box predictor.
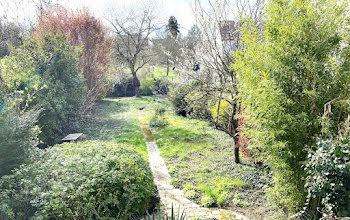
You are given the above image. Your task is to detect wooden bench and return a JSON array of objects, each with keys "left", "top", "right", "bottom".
[{"left": 62, "top": 133, "right": 83, "bottom": 142}]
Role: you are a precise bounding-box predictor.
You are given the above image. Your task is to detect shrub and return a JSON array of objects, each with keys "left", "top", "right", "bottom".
[
  {"left": 170, "top": 80, "right": 212, "bottom": 120},
  {"left": 184, "top": 90, "right": 212, "bottom": 120},
  {"left": 302, "top": 137, "right": 350, "bottom": 218},
  {"left": 201, "top": 195, "right": 215, "bottom": 207},
  {"left": 154, "top": 76, "right": 170, "bottom": 95},
  {"left": 150, "top": 106, "right": 169, "bottom": 128},
  {"left": 1, "top": 33, "right": 85, "bottom": 147},
  {"left": 0, "top": 141, "right": 159, "bottom": 219},
  {"left": 169, "top": 82, "right": 195, "bottom": 117},
  {"left": 141, "top": 77, "right": 155, "bottom": 96},
  {"left": 35, "top": 7, "right": 112, "bottom": 112},
  {"left": 234, "top": 0, "right": 350, "bottom": 214},
  {"left": 111, "top": 77, "right": 135, "bottom": 97},
  {"left": 0, "top": 109, "right": 40, "bottom": 177},
  {"left": 29, "top": 33, "right": 85, "bottom": 146}
]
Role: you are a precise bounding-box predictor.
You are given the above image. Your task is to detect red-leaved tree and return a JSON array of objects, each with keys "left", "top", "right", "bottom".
[{"left": 34, "top": 6, "right": 112, "bottom": 113}]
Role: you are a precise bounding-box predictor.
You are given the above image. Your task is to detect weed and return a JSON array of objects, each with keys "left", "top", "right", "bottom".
[
  {"left": 201, "top": 195, "right": 215, "bottom": 207},
  {"left": 146, "top": 204, "right": 185, "bottom": 220}
]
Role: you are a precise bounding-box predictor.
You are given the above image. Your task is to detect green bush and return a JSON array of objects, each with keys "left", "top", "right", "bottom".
[
  {"left": 302, "top": 137, "right": 350, "bottom": 218},
  {"left": 30, "top": 34, "right": 85, "bottom": 146},
  {"left": 170, "top": 83, "right": 194, "bottom": 117},
  {"left": 141, "top": 77, "right": 155, "bottom": 96},
  {"left": 111, "top": 77, "right": 135, "bottom": 97},
  {"left": 201, "top": 195, "right": 215, "bottom": 207},
  {"left": 170, "top": 81, "right": 212, "bottom": 120},
  {"left": 0, "top": 109, "right": 40, "bottom": 176},
  {"left": 154, "top": 76, "right": 170, "bottom": 95},
  {"left": 0, "top": 141, "right": 159, "bottom": 219},
  {"left": 0, "top": 33, "right": 86, "bottom": 147},
  {"left": 184, "top": 90, "right": 212, "bottom": 120},
  {"left": 234, "top": 0, "right": 350, "bottom": 214}
]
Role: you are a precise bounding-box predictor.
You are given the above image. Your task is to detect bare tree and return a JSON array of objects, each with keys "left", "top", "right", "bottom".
[
  {"left": 0, "top": 21, "right": 23, "bottom": 58},
  {"left": 152, "top": 33, "right": 183, "bottom": 76},
  {"left": 106, "top": 3, "right": 160, "bottom": 97},
  {"left": 177, "top": 0, "right": 265, "bottom": 163},
  {"left": 0, "top": 0, "right": 57, "bottom": 27}
]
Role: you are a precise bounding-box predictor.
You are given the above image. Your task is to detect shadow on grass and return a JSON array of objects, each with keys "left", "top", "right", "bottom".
[
  {"left": 97, "top": 98, "right": 129, "bottom": 113},
  {"left": 81, "top": 98, "right": 145, "bottom": 148}
]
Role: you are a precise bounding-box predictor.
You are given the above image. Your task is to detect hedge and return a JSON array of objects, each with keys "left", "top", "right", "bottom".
[{"left": 0, "top": 141, "right": 159, "bottom": 219}]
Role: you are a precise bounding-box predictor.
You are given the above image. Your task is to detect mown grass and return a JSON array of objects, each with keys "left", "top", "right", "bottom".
[
  {"left": 142, "top": 97, "right": 272, "bottom": 219},
  {"left": 81, "top": 97, "right": 155, "bottom": 158}
]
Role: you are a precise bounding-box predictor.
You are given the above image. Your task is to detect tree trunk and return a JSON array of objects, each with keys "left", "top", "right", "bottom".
[
  {"left": 132, "top": 72, "right": 140, "bottom": 97},
  {"left": 135, "top": 86, "right": 140, "bottom": 97},
  {"left": 234, "top": 135, "right": 240, "bottom": 163},
  {"left": 232, "top": 102, "right": 240, "bottom": 164},
  {"left": 166, "top": 57, "right": 169, "bottom": 76}
]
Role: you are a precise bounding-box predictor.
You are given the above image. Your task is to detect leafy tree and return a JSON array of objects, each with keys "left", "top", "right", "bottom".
[
  {"left": 234, "top": 0, "right": 350, "bottom": 215},
  {"left": 1, "top": 33, "right": 85, "bottom": 147}
]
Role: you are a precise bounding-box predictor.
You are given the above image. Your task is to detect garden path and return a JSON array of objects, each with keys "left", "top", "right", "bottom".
[{"left": 138, "top": 110, "right": 249, "bottom": 220}]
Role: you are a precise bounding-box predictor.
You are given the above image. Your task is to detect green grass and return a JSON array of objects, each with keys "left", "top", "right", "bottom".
[
  {"left": 151, "top": 66, "right": 175, "bottom": 78},
  {"left": 82, "top": 97, "right": 155, "bottom": 158},
  {"left": 81, "top": 96, "right": 271, "bottom": 219},
  {"left": 141, "top": 97, "right": 271, "bottom": 219}
]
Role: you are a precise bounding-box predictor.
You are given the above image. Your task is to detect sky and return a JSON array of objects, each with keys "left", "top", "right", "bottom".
[{"left": 0, "top": 0, "right": 196, "bottom": 36}]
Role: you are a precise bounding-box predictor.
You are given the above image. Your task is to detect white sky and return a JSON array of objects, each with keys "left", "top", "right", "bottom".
[{"left": 0, "top": 0, "right": 196, "bottom": 35}]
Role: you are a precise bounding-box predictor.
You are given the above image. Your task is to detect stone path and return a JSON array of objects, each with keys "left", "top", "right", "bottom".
[{"left": 139, "top": 111, "right": 249, "bottom": 220}]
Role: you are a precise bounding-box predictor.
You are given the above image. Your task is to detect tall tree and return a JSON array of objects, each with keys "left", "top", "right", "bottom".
[
  {"left": 35, "top": 6, "right": 112, "bottom": 113},
  {"left": 178, "top": 0, "right": 265, "bottom": 163},
  {"left": 167, "top": 16, "right": 180, "bottom": 39},
  {"left": 234, "top": 0, "right": 350, "bottom": 216},
  {"left": 107, "top": 5, "right": 159, "bottom": 97},
  {"left": 162, "top": 16, "right": 181, "bottom": 75}
]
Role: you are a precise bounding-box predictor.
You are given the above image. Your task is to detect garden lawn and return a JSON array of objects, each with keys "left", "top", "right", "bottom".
[
  {"left": 142, "top": 97, "right": 274, "bottom": 219},
  {"left": 81, "top": 96, "right": 274, "bottom": 219},
  {"left": 81, "top": 97, "right": 156, "bottom": 158}
]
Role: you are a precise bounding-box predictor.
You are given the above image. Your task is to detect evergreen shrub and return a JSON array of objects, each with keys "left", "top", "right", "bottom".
[{"left": 0, "top": 141, "right": 159, "bottom": 219}]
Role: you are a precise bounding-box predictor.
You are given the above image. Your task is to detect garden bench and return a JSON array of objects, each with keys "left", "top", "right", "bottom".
[{"left": 62, "top": 133, "right": 83, "bottom": 142}]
